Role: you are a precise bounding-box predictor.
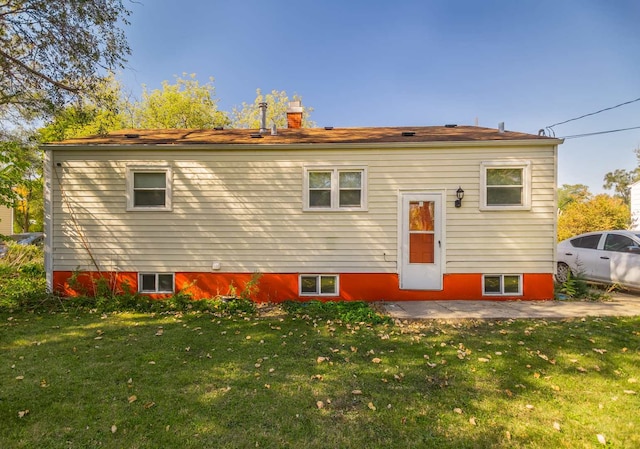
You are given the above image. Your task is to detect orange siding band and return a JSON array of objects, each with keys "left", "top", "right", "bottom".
[{"left": 52, "top": 271, "right": 554, "bottom": 302}]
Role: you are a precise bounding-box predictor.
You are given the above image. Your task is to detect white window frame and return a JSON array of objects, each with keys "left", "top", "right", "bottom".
[
  {"left": 299, "top": 274, "right": 340, "bottom": 296},
  {"left": 303, "top": 166, "right": 368, "bottom": 212},
  {"left": 138, "top": 273, "right": 175, "bottom": 293},
  {"left": 480, "top": 161, "right": 531, "bottom": 211},
  {"left": 482, "top": 274, "right": 522, "bottom": 296},
  {"left": 126, "top": 165, "right": 173, "bottom": 211}
]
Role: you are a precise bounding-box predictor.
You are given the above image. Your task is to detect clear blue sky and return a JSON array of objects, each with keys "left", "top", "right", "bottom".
[{"left": 119, "top": 0, "right": 640, "bottom": 194}]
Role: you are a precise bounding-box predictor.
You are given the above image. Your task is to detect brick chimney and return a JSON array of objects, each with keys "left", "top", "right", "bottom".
[{"left": 286, "top": 101, "right": 303, "bottom": 129}]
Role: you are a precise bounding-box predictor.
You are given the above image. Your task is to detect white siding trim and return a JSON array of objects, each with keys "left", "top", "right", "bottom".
[{"left": 44, "top": 150, "right": 53, "bottom": 291}]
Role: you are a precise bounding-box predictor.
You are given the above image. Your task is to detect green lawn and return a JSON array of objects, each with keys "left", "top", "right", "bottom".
[{"left": 1, "top": 308, "right": 639, "bottom": 448}]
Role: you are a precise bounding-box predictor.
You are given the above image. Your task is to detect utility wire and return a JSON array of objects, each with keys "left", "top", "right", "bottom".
[
  {"left": 546, "top": 96, "right": 640, "bottom": 129},
  {"left": 560, "top": 125, "right": 640, "bottom": 140}
]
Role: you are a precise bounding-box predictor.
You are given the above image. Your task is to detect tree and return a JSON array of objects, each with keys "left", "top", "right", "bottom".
[
  {"left": 230, "top": 89, "right": 315, "bottom": 129},
  {"left": 557, "top": 184, "right": 591, "bottom": 211},
  {"left": 38, "top": 75, "right": 128, "bottom": 142},
  {"left": 133, "top": 74, "right": 229, "bottom": 129},
  {"left": 0, "top": 0, "right": 131, "bottom": 123},
  {"left": 602, "top": 168, "right": 639, "bottom": 206},
  {"left": 557, "top": 194, "right": 630, "bottom": 241}
]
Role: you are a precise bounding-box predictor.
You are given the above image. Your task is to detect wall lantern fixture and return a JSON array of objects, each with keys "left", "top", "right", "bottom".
[{"left": 455, "top": 187, "right": 464, "bottom": 208}]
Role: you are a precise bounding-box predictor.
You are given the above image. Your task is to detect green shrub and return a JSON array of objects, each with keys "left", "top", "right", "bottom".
[{"left": 283, "top": 300, "right": 392, "bottom": 325}]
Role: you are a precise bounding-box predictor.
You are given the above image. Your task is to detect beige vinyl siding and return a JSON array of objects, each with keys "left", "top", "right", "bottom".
[
  {"left": 0, "top": 205, "right": 12, "bottom": 235},
  {"left": 50, "top": 144, "right": 557, "bottom": 274}
]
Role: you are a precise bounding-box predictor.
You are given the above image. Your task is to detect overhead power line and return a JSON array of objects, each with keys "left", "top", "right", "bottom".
[
  {"left": 560, "top": 125, "right": 640, "bottom": 140},
  {"left": 545, "top": 96, "right": 640, "bottom": 130}
]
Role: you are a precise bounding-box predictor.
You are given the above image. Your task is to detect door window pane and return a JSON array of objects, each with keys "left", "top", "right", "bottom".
[
  {"left": 409, "top": 201, "right": 434, "bottom": 231},
  {"left": 409, "top": 234, "right": 434, "bottom": 263}
]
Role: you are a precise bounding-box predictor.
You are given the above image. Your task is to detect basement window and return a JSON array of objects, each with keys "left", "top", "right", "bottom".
[
  {"left": 126, "top": 165, "right": 173, "bottom": 211},
  {"left": 139, "top": 273, "right": 174, "bottom": 294},
  {"left": 300, "top": 274, "right": 339, "bottom": 296},
  {"left": 483, "top": 274, "right": 522, "bottom": 296}
]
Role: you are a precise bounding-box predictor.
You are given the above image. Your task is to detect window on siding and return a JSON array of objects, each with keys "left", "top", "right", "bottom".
[
  {"left": 304, "top": 167, "right": 367, "bottom": 211},
  {"left": 126, "top": 166, "right": 172, "bottom": 211},
  {"left": 483, "top": 274, "right": 522, "bottom": 296},
  {"left": 480, "top": 161, "right": 531, "bottom": 210},
  {"left": 300, "top": 275, "right": 339, "bottom": 296},
  {"left": 139, "top": 273, "right": 174, "bottom": 293}
]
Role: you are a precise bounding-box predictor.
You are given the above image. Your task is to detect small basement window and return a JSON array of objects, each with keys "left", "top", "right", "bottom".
[
  {"left": 300, "top": 274, "right": 339, "bottom": 296},
  {"left": 126, "top": 165, "right": 173, "bottom": 211},
  {"left": 139, "top": 273, "right": 174, "bottom": 293},
  {"left": 483, "top": 274, "right": 522, "bottom": 296}
]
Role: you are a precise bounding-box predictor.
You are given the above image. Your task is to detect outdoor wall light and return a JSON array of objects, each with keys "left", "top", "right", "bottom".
[{"left": 455, "top": 186, "right": 464, "bottom": 208}]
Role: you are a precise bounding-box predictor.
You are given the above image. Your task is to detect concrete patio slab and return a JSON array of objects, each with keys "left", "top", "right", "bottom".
[{"left": 380, "top": 292, "right": 640, "bottom": 320}]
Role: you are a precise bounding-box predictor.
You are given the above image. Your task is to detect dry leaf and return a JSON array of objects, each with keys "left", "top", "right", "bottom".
[
  {"left": 526, "top": 404, "right": 534, "bottom": 410},
  {"left": 15, "top": 376, "right": 24, "bottom": 380},
  {"left": 623, "top": 390, "right": 636, "bottom": 395},
  {"left": 144, "top": 401, "right": 155, "bottom": 409},
  {"left": 128, "top": 395, "right": 137, "bottom": 403},
  {"left": 111, "top": 425, "right": 117, "bottom": 433},
  {"left": 316, "top": 356, "right": 327, "bottom": 364},
  {"left": 592, "top": 348, "right": 607, "bottom": 354},
  {"left": 469, "top": 417, "right": 477, "bottom": 425},
  {"left": 155, "top": 329, "right": 163, "bottom": 336},
  {"left": 367, "top": 402, "right": 377, "bottom": 411},
  {"left": 478, "top": 357, "right": 490, "bottom": 363},
  {"left": 316, "top": 400, "right": 324, "bottom": 409},
  {"left": 597, "top": 434, "right": 606, "bottom": 445},
  {"left": 372, "top": 357, "right": 382, "bottom": 364},
  {"left": 18, "top": 409, "right": 29, "bottom": 418},
  {"left": 453, "top": 407, "right": 463, "bottom": 414},
  {"left": 553, "top": 421, "right": 561, "bottom": 431},
  {"left": 352, "top": 390, "right": 363, "bottom": 395}
]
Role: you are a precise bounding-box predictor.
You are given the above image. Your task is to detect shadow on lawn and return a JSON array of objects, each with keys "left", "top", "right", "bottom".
[{"left": 0, "top": 312, "right": 638, "bottom": 448}]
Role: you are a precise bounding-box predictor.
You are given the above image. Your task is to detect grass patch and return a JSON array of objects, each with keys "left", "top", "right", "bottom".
[
  {"left": 1, "top": 310, "right": 638, "bottom": 448},
  {"left": 283, "top": 300, "right": 393, "bottom": 325}
]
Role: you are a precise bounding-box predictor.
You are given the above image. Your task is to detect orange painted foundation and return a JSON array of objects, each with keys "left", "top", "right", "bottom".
[{"left": 52, "top": 271, "right": 554, "bottom": 302}]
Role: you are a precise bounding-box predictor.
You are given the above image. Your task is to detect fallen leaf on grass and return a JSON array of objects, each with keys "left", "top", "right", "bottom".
[
  {"left": 144, "top": 402, "right": 155, "bottom": 409},
  {"left": 469, "top": 417, "right": 477, "bottom": 425},
  {"left": 155, "top": 328, "right": 163, "bottom": 336},
  {"left": 623, "top": 390, "right": 636, "bottom": 395},
  {"left": 352, "top": 390, "right": 363, "bottom": 395},
  {"left": 372, "top": 357, "right": 382, "bottom": 364},
  {"left": 18, "top": 410, "right": 29, "bottom": 418},
  {"left": 553, "top": 421, "right": 561, "bottom": 431},
  {"left": 316, "top": 356, "right": 327, "bottom": 364},
  {"left": 526, "top": 404, "right": 534, "bottom": 410},
  {"left": 453, "top": 408, "right": 463, "bottom": 414},
  {"left": 128, "top": 395, "right": 137, "bottom": 404},
  {"left": 111, "top": 425, "right": 117, "bottom": 433},
  {"left": 15, "top": 376, "right": 24, "bottom": 380},
  {"left": 592, "top": 348, "right": 607, "bottom": 354},
  {"left": 368, "top": 402, "right": 377, "bottom": 411},
  {"left": 316, "top": 401, "right": 324, "bottom": 409},
  {"left": 597, "top": 434, "right": 606, "bottom": 445},
  {"left": 478, "top": 357, "right": 490, "bottom": 363}
]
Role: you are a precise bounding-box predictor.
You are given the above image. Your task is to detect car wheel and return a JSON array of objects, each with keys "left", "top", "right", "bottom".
[{"left": 556, "top": 262, "right": 571, "bottom": 283}]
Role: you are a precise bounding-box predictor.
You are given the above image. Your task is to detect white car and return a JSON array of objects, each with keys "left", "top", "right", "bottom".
[{"left": 556, "top": 230, "right": 640, "bottom": 289}]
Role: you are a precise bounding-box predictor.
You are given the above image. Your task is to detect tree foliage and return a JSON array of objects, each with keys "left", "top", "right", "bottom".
[
  {"left": 133, "top": 74, "right": 228, "bottom": 129},
  {"left": 557, "top": 184, "right": 591, "bottom": 211},
  {"left": 602, "top": 168, "right": 639, "bottom": 206},
  {"left": 0, "top": 0, "right": 131, "bottom": 123},
  {"left": 557, "top": 194, "right": 630, "bottom": 241},
  {"left": 38, "top": 75, "right": 128, "bottom": 142},
  {"left": 230, "top": 89, "right": 315, "bottom": 129}
]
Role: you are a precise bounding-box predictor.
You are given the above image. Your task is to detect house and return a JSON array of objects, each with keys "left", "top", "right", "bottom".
[
  {"left": 0, "top": 205, "right": 13, "bottom": 235},
  {"left": 44, "top": 110, "right": 563, "bottom": 302}
]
